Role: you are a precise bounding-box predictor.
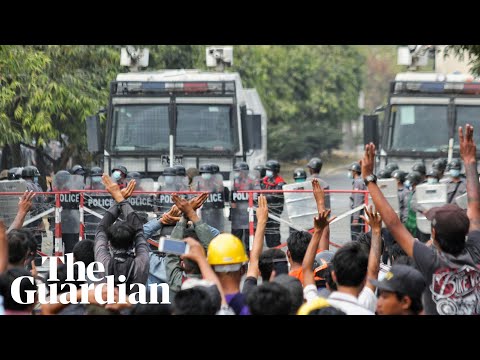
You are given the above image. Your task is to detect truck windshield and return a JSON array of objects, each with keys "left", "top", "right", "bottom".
[
  {"left": 112, "top": 105, "right": 169, "bottom": 151},
  {"left": 390, "top": 104, "right": 449, "bottom": 152},
  {"left": 455, "top": 105, "right": 480, "bottom": 146},
  {"left": 176, "top": 105, "right": 234, "bottom": 151}
]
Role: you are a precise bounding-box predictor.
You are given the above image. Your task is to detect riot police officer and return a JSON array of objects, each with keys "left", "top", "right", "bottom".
[
  {"left": 195, "top": 164, "right": 225, "bottom": 232},
  {"left": 263, "top": 160, "right": 286, "bottom": 248},
  {"left": 348, "top": 162, "right": 366, "bottom": 241},
  {"left": 84, "top": 166, "right": 105, "bottom": 240},
  {"left": 432, "top": 158, "right": 448, "bottom": 183},
  {"left": 446, "top": 159, "right": 466, "bottom": 204},
  {"left": 111, "top": 165, "right": 128, "bottom": 189},
  {"left": 404, "top": 171, "right": 425, "bottom": 239},
  {"left": 306, "top": 157, "right": 330, "bottom": 209},
  {"left": 22, "top": 166, "right": 46, "bottom": 263},
  {"left": 385, "top": 162, "right": 399, "bottom": 175},
  {"left": 426, "top": 169, "right": 440, "bottom": 185},
  {"left": 391, "top": 169, "right": 409, "bottom": 223},
  {"left": 377, "top": 169, "right": 391, "bottom": 179},
  {"left": 230, "top": 161, "right": 260, "bottom": 251},
  {"left": 411, "top": 163, "right": 426, "bottom": 183}
]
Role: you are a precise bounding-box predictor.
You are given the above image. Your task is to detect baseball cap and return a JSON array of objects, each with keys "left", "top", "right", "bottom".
[
  {"left": 370, "top": 264, "right": 426, "bottom": 299},
  {"left": 424, "top": 204, "right": 469, "bottom": 239},
  {"left": 313, "top": 250, "right": 334, "bottom": 282}
]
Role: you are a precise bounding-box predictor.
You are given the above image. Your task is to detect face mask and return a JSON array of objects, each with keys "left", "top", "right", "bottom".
[
  {"left": 112, "top": 171, "right": 122, "bottom": 181},
  {"left": 450, "top": 169, "right": 460, "bottom": 177},
  {"left": 427, "top": 178, "right": 438, "bottom": 185},
  {"left": 347, "top": 171, "right": 353, "bottom": 179},
  {"left": 234, "top": 171, "right": 241, "bottom": 179},
  {"left": 404, "top": 180, "right": 411, "bottom": 188},
  {"left": 92, "top": 176, "right": 102, "bottom": 183},
  {"left": 295, "top": 178, "right": 305, "bottom": 183},
  {"left": 165, "top": 176, "right": 175, "bottom": 184},
  {"left": 202, "top": 173, "right": 212, "bottom": 180},
  {"left": 266, "top": 170, "right": 273, "bottom": 178},
  {"left": 33, "top": 176, "right": 39, "bottom": 184}
]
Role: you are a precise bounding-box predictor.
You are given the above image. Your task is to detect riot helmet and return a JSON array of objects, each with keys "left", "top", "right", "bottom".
[
  {"left": 348, "top": 162, "right": 361, "bottom": 174},
  {"left": 432, "top": 158, "right": 447, "bottom": 172},
  {"left": 8, "top": 167, "right": 19, "bottom": 180},
  {"left": 411, "top": 163, "right": 426, "bottom": 176},
  {"left": 265, "top": 160, "right": 281, "bottom": 174},
  {"left": 90, "top": 167, "right": 103, "bottom": 177},
  {"left": 70, "top": 164, "right": 86, "bottom": 176},
  {"left": 447, "top": 159, "right": 462, "bottom": 171},
  {"left": 210, "top": 164, "right": 220, "bottom": 174},
  {"left": 22, "top": 166, "right": 40, "bottom": 178},
  {"left": 377, "top": 169, "right": 391, "bottom": 179},
  {"left": 173, "top": 165, "right": 186, "bottom": 177},
  {"left": 385, "top": 163, "right": 399, "bottom": 174},
  {"left": 307, "top": 157, "right": 323, "bottom": 173},
  {"left": 233, "top": 162, "right": 249, "bottom": 171},
  {"left": 405, "top": 171, "right": 422, "bottom": 186},
  {"left": 293, "top": 168, "right": 307, "bottom": 182},
  {"left": 391, "top": 169, "right": 407, "bottom": 183}
]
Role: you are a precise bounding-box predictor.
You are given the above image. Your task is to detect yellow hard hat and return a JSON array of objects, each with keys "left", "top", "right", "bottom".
[
  {"left": 297, "top": 297, "right": 331, "bottom": 315},
  {"left": 207, "top": 233, "right": 249, "bottom": 266}
]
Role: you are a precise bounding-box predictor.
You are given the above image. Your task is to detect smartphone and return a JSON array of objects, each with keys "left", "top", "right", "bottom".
[{"left": 158, "top": 237, "right": 189, "bottom": 255}]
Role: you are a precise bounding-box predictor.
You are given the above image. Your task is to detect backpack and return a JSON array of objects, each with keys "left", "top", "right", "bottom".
[
  {"left": 405, "top": 192, "right": 417, "bottom": 237},
  {"left": 107, "top": 248, "right": 136, "bottom": 293}
]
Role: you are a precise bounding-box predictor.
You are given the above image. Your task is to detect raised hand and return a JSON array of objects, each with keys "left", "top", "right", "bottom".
[
  {"left": 459, "top": 124, "right": 476, "bottom": 164},
  {"left": 161, "top": 212, "right": 181, "bottom": 225},
  {"left": 121, "top": 179, "right": 136, "bottom": 200},
  {"left": 313, "top": 209, "right": 331, "bottom": 232},
  {"left": 361, "top": 143, "right": 376, "bottom": 179},
  {"left": 102, "top": 174, "right": 124, "bottom": 202},
  {"left": 255, "top": 194, "right": 268, "bottom": 224},
  {"left": 312, "top": 178, "right": 326, "bottom": 212},
  {"left": 190, "top": 192, "right": 209, "bottom": 210},
  {"left": 18, "top": 190, "right": 36, "bottom": 214},
  {"left": 360, "top": 205, "right": 382, "bottom": 233},
  {"left": 172, "top": 194, "right": 195, "bottom": 216}
]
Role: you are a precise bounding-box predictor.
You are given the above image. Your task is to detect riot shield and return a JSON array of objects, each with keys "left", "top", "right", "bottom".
[
  {"left": 192, "top": 174, "right": 225, "bottom": 232},
  {"left": 83, "top": 178, "right": 109, "bottom": 240},
  {"left": 156, "top": 175, "right": 189, "bottom": 214},
  {"left": 0, "top": 180, "right": 28, "bottom": 227},
  {"left": 230, "top": 170, "right": 260, "bottom": 230},
  {"left": 283, "top": 181, "right": 318, "bottom": 231},
  {"left": 368, "top": 178, "right": 399, "bottom": 222},
  {"left": 415, "top": 183, "right": 448, "bottom": 234}
]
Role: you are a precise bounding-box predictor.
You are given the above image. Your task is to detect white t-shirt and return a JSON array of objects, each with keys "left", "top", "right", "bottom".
[{"left": 327, "top": 291, "right": 375, "bottom": 315}]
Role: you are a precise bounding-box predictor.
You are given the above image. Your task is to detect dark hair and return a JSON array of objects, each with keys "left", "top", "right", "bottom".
[
  {"left": 246, "top": 282, "right": 292, "bottom": 315},
  {"left": 8, "top": 229, "right": 36, "bottom": 265},
  {"left": 73, "top": 240, "right": 95, "bottom": 265},
  {"left": 325, "top": 262, "right": 337, "bottom": 291},
  {"left": 331, "top": 242, "right": 369, "bottom": 287},
  {"left": 395, "top": 292, "right": 423, "bottom": 315},
  {"left": 259, "top": 249, "right": 288, "bottom": 281},
  {"left": 107, "top": 221, "right": 136, "bottom": 250},
  {"left": 272, "top": 275, "right": 304, "bottom": 314},
  {"left": 172, "top": 287, "right": 218, "bottom": 315},
  {"left": 286, "top": 230, "right": 312, "bottom": 264},
  {"left": 0, "top": 267, "right": 37, "bottom": 311},
  {"left": 308, "top": 306, "right": 346, "bottom": 315}
]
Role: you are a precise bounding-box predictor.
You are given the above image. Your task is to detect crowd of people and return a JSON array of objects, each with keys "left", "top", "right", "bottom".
[{"left": 0, "top": 124, "right": 479, "bottom": 315}]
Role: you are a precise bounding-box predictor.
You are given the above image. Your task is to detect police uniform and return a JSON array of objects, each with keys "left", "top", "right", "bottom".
[
  {"left": 350, "top": 177, "right": 366, "bottom": 241},
  {"left": 307, "top": 174, "right": 331, "bottom": 209},
  {"left": 447, "top": 178, "right": 467, "bottom": 204},
  {"left": 397, "top": 186, "right": 410, "bottom": 224},
  {"left": 263, "top": 174, "right": 285, "bottom": 247}
]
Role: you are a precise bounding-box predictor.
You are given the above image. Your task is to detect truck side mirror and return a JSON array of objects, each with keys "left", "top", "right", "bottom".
[
  {"left": 363, "top": 114, "right": 379, "bottom": 148},
  {"left": 86, "top": 115, "right": 103, "bottom": 153}
]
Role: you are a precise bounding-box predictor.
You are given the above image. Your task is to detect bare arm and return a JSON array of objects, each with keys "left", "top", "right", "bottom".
[
  {"left": 0, "top": 221, "right": 7, "bottom": 273},
  {"left": 7, "top": 190, "right": 35, "bottom": 233},
  {"left": 302, "top": 209, "right": 331, "bottom": 287},
  {"left": 246, "top": 195, "right": 268, "bottom": 279},
  {"left": 360, "top": 205, "right": 383, "bottom": 291},
  {"left": 459, "top": 125, "right": 480, "bottom": 232},
  {"left": 312, "top": 178, "right": 331, "bottom": 251},
  {"left": 183, "top": 238, "right": 227, "bottom": 305},
  {"left": 361, "top": 143, "right": 415, "bottom": 257}
]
